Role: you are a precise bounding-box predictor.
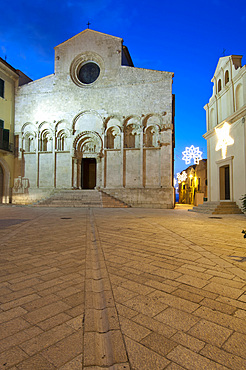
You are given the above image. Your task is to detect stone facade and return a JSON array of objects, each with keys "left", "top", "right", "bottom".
[
  {"left": 204, "top": 55, "right": 246, "bottom": 209},
  {"left": 14, "top": 29, "right": 175, "bottom": 207}
]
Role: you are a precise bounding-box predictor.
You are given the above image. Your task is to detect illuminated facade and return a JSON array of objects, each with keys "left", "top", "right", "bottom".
[
  {"left": 178, "top": 159, "right": 207, "bottom": 205},
  {"left": 204, "top": 55, "right": 246, "bottom": 209},
  {"left": 14, "top": 29, "right": 175, "bottom": 208}
]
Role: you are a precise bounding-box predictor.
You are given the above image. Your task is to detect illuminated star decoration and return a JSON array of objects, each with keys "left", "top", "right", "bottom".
[
  {"left": 182, "top": 145, "right": 203, "bottom": 165},
  {"left": 215, "top": 122, "right": 234, "bottom": 159},
  {"left": 177, "top": 171, "right": 187, "bottom": 183}
]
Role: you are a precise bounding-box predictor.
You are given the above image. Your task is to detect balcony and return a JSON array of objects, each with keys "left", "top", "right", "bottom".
[{"left": 0, "top": 128, "right": 11, "bottom": 152}]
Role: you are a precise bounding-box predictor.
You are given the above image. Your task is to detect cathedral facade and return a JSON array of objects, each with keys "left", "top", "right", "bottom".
[{"left": 14, "top": 29, "right": 175, "bottom": 208}]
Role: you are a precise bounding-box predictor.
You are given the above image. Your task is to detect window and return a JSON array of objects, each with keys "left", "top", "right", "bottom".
[
  {"left": 0, "top": 119, "right": 4, "bottom": 129},
  {"left": 0, "top": 79, "right": 4, "bottom": 98},
  {"left": 225, "top": 70, "right": 229, "bottom": 85},
  {"left": 218, "top": 79, "right": 222, "bottom": 92}
]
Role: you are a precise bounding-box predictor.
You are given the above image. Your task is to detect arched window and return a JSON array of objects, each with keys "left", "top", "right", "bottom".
[
  {"left": 145, "top": 126, "right": 158, "bottom": 147},
  {"left": 124, "top": 125, "right": 136, "bottom": 148},
  {"left": 40, "top": 130, "right": 52, "bottom": 151},
  {"left": 218, "top": 79, "right": 222, "bottom": 92},
  {"left": 225, "top": 70, "right": 229, "bottom": 85}
]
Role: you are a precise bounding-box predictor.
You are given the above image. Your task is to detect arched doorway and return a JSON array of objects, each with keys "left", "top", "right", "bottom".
[
  {"left": 81, "top": 158, "right": 96, "bottom": 189},
  {"left": 0, "top": 165, "right": 3, "bottom": 203},
  {"left": 73, "top": 131, "right": 103, "bottom": 189}
]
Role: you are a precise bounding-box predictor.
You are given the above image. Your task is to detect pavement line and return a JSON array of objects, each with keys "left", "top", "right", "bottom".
[{"left": 83, "top": 209, "right": 129, "bottom": 368}]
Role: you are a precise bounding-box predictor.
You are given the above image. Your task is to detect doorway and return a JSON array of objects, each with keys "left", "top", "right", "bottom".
[
  {"left": 81, "top": 158, "right": 96, "bottom": 189},
  {"left": 219, "top": 165, "right": 230, "bottom": 200}
]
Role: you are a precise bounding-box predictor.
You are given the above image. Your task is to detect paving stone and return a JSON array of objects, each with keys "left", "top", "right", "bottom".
[
  {"left": 171, "top": 331, "right": 205, "bottom": 353},
  {"left": 0, "top": 317, "right": 30, "bottom": 340},
  {"left": 115, "top": 303, "right": 138, "bottom": 319},
  {"left": 124, "top": 336, "right": 170, "bottom": 369},
  {"left": 140, "top": 331, "right": 178, "bottom": 356},
  {"left": 41, "top": 331, "right": 83, "bottom": 367},
  {"left": 167, "top": 345, "right": 224, "bottom": 369},
  {"left": 201, "top": 343, "right": 246, "bottom": 369},
  {"left": 155, "top": 307, "right": 200, "bottom": 332},
  {"left": 204, "top": 282, "right": 244, "bottom": 299},
  {"left": 123, "top": 294, "right": 168, "bottom": 317},
  {"left": 222, "top": 332, "right": 246, "bottom": 359},
  {"left": 16, "top": 353, "right": 56, "bottom": 369},
  {"left": 59, "top": 354, "right": 83, "bottom": 369},
  {"left": 19, "top": 323, "right": 75, "bottom": 356},
  {"left": 188, "top": 319, "right": 232, "bottom": 347},
  {"left": 112, "top": 286, "right": 138, "bottom": 304},
  {"left": 194, "top": 306, "right": 246, "bottom": 334},
  {"left": 0, "top": 346, "right": 28, "bottom": 368},
  {"left": 149, "top": 290, "right": 199, "bottom": 313},
  {"left": 200, "top": 297, "right": 237, "bottom": 315},
  {"left": 132, "top": 313, "right": 177, "bottom": 338},
  {"left": 119, "top": 316, "right": 151, "bottom": 341}
]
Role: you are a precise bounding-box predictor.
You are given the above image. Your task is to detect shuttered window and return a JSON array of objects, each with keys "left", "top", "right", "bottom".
[{"left": 0, "top": 79, "right": 4, "bottom": 98}]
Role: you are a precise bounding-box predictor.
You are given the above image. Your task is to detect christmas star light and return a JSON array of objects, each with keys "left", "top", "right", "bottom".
[
  {"left": 182, "top": 145, "right": 203, "bottom": 165},
  {"left": 177, "top": 172, "right": 187, "bottom": 183},
  {"left": 215, "top": 122, "right": 234, "bottom": 159}
]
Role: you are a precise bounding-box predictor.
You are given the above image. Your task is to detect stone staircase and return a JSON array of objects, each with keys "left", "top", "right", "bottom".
[
  {"left": 189, "top": 201, "right": 243, "bottom": 214},
  {"left": 34, "top": 189, "right": 129, "bottom": 208}
]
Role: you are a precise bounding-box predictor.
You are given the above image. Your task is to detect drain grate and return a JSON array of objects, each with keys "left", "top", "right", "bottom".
[
  {"left": 228, "top": 256, "right": 246, "bottom": 262},
  {"left": 209, "top": 216, "right": 222, "bottom": 219},
  {"left": 60, "top": 217, "right": 72, "bottom": 220}
]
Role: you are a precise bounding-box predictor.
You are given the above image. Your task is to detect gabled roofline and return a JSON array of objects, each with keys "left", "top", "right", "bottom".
[
  {"left": 213, "top": 55, "right": 243, "bottom": 79},
  {"left": 0, "top": 56, "right": 19, "bottom": 77},
  {"left": 54, "top": 29, "right": 123, "bottom": 49}
]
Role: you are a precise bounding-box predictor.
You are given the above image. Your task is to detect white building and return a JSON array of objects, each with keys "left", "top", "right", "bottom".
[
  {"left": 204, "top": 55, "right": 246, "bottom": 210},
  {"left": 13, "top": 29, "right": 175, "bottom": 208}
]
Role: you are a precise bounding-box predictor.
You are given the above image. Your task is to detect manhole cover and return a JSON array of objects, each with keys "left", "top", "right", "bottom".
[
  {"left": 209, "top": 217, "right": 222, "bottom": 219},
  {"left": 60, "top": 217, "right": 72, "bottom": 220}
]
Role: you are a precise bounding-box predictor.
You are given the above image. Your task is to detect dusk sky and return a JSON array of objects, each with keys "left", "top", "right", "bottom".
[{"left": 1, "top": 0, "right": 245, "bottom": 176}]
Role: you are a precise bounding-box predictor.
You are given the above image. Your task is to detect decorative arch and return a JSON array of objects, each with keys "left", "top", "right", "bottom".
[
  {"left": 73, "top": 131, "right": 103, "bottom": 158},
  {"left": 105, "top": 126, "right": 121, "bottom": 149},
  {"left": 142, "top": 113, "right": 162, "bottom": 128},
  {"left": 39, "top": 128, "right": 53, "bottom": 152},
  {"left": 21, "top": 122, "right": 37, "bottom": 152},
  {"left": 55, "top": 119, "right": 71, "bottom": 131},
  {"left": 144, "top": 125, "right": 160, "bottom": 147},
  {"left": 21, "top": 122, "right": 37, "bottom": 135},
  {"left": 72, "top": 110, "right": 103, "bottom": 134},
  {"left": 123, "top": 115, "right": 141, "bottom": 149}
]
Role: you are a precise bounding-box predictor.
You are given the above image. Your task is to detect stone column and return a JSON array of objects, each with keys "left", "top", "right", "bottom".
[
  {"left": 121, "top": 129, "right": 124, "bottom": 187},
  {"left": 140, "top": 126, "right": 144, "bottom": 187},
  {"left": 36, "top": 133, "right": 39, "bottom": 188}
]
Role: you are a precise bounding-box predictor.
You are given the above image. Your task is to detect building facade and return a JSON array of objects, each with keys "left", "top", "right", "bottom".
[
  {"left": 178, "top": 159, "right": 207, "bottom": 205},
  {"left": 204, "top": 55, "right": 246, "bottom": 209},
  {"left": 14, "top": 29, "right": 175, "bottom": 208},
  {"left": 0, "top": 57, "right": 19, "bottom": 203}
]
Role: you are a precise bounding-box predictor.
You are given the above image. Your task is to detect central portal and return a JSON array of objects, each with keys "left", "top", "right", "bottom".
[{"left": 81, "top": 158, "right": 96, "bottom": 189}]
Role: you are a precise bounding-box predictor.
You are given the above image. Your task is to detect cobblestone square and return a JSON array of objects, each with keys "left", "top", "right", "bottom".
[{"left": 0, "top": 205, "right": 246, "bottom": 369}]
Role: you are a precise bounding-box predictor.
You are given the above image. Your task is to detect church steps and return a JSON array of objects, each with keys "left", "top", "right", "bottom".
[
  {"left": 33, "top": 189, "right": 130, "bottom": 208},
  {"left": 189, "top": 201, "right": 243, "bottom": 214}
]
